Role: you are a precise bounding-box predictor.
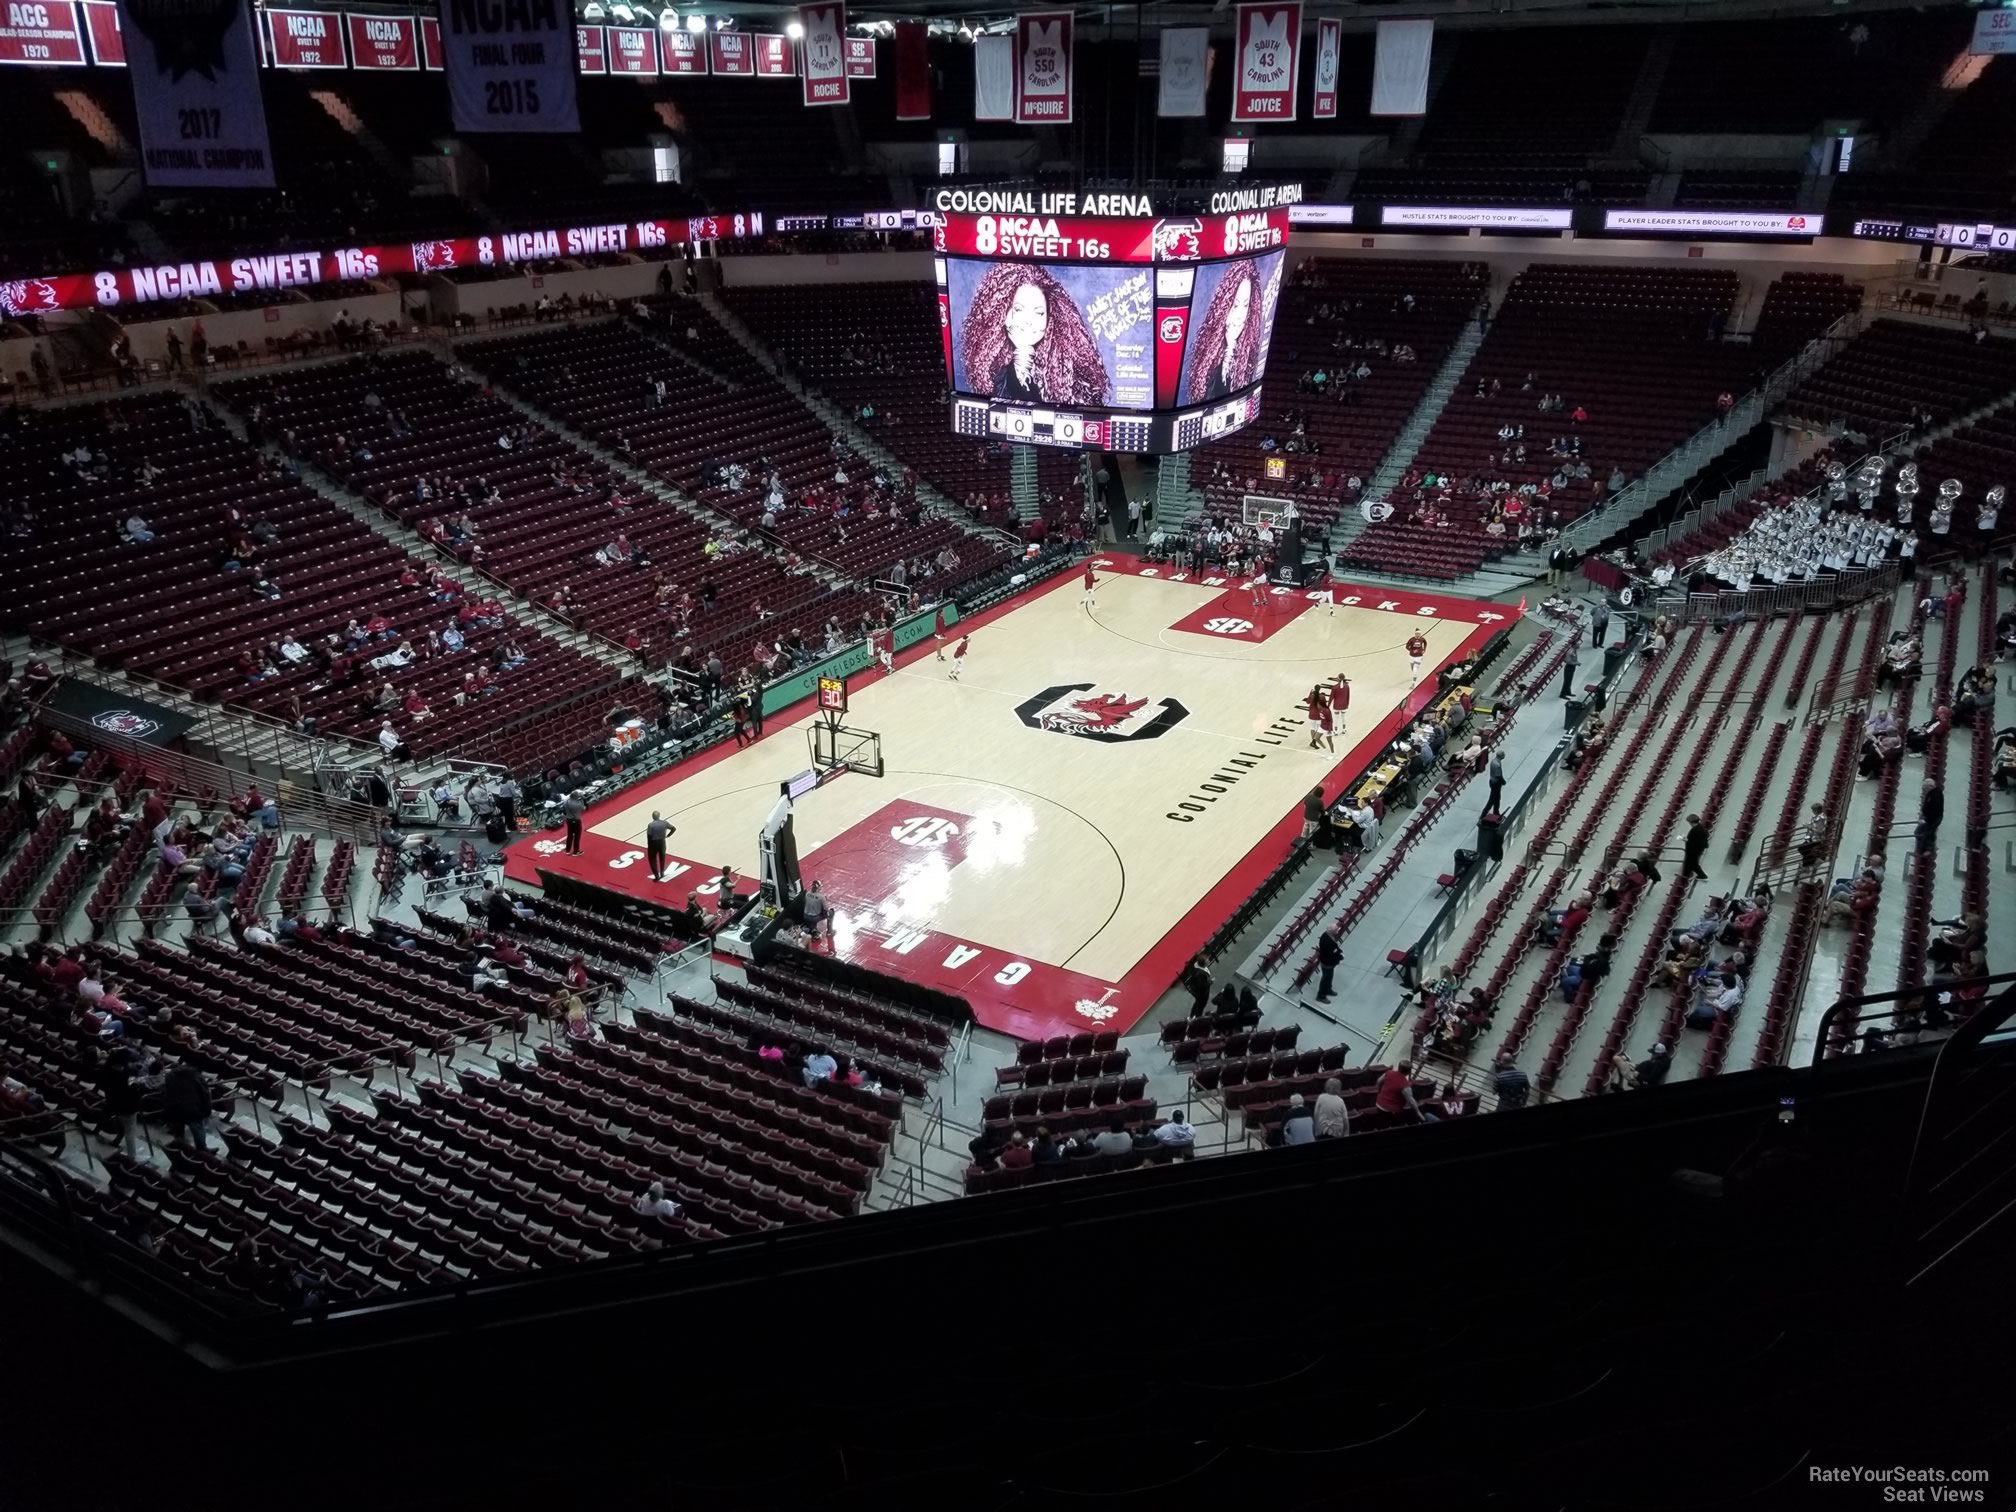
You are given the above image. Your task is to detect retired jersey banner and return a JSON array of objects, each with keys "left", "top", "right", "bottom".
[
  {"left": 893, "top": 18, "right": 926, "bottom": 119},
  {"left": 438, "top": 0, "right": 579, "bottom": 133},
  {"left": 573, "top": 22, "right": 603, "bottom": 72},
  {"left": 973, "top": 32, "right": 1012, "bottom": 120},
  {"left": 1232, "top": 2, "right": 1301, "bottom": 123},
  {"left": 0, "top": 1, "right": 87, "bottom": 65},
  {"left": 708, "top": 29, "right": 751, "bottom": 74},
  {"left": 265, "top": 8, "right": 343, "bottom": 67},
  {"left": 843, "top": 33, "right": 871, "bottom": 76},
  {"left": 81, "top": 0, "right": 121, "bottom": 61},
  {"left": 419, "top": 12, "right": 440, "bottom": 66},
  {"left": 1156, "top": 25, "right": 1208, "bottom": 117},
  {"left": 798, "top": 2, "right": 846, "bottom": 105},
  {"left": 658, "top": 27, "right": 700, "bottom": 71},
  {"left": 751, "top": 31, "right": 792, "bottom": 76},
  {"left": 1014, "top": 9, "right": 1071, "bottom": 125},
  {"left": 607, "top": 25, "right": 656, "bottom": 75},
  {"left": 347, "top": 12, "right": 417, "bottom": 68},
  {"left": 1311, "top": 16, "right": 1340, "bottom": 118},
  {"left": 1370, "top": 17, "right": 1432, "bottom": 116},
  {"left": 121, "top": 0, "right": 273, "bottom": 187}
]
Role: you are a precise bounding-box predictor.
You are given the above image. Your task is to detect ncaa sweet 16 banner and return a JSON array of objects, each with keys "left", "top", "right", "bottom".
[
  {"left": 437, "top": 0, "right": 579, "bottom": 133},
  {"left": 118, "top": 0, "right": 274, "bottom": 188},
  {"left": 1014, "top": 9, "right": 1071, "bottom": 125},
  {"left": 798, "top": 1, "right": 846, "bottom": 106},
  {"left": 1231, "top": 0, "right": 1302, "bottom": 123}
]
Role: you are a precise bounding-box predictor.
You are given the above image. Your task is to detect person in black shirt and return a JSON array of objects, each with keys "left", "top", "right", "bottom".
[{"left": 1315, "top": 923, "right": 1344, "bottom": 1003}]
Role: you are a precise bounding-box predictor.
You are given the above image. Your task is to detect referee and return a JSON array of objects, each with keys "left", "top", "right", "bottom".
[{"left": 646, "top": 811, "right": 674, "bottom": 883}]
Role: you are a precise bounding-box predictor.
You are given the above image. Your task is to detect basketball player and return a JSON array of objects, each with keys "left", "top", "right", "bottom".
[
  {"left": 948, "top": 633, "right": 971, "bottom": 680},
  {"left": 1406, "top": 627, "right": 1429, "bottom": 687},
  {"left": 1306, "top": 687, "right": 1328, "bottom": 750},
  {"left": 1330, "top": 673, "right": 1351, "bottom": 735},
  {"left": 1316, "top": 695, "right": 1336, "bottom": 754},
  {"left": 1081, "top": 562, "right": 1099, "bottom": 610},
  {"left": 1249, "top": 575, "right": 1269, "bottom": 613},
  {"left": 873, "top": 626, "right": 894, "bottom": 674},
  {"left": 933, "top": 605, "right": 951, "bottom": 660}
]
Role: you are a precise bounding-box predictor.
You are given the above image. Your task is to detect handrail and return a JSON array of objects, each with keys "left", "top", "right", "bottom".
[{"left": 1811, "top": 971, "right": 2016, "bottom": 1070}]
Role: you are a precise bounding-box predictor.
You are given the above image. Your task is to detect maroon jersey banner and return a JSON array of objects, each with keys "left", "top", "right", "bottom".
[
  {"left": 708, "top": 29, "right": 752, "bottom": 75},
  {"left": 265, "top": 7, "right": 344, "bottom": 68},
  {"left": 798, "top": 1, "right": 845, "bottom": 105},
  {"left": 843, "top": 34, "right": 872, "bottom": 76},
  {"left": 419, "top": 12, "right": 440, "bottom": 67},
  {"left": 1013, "top": 9, "right": 1071, "bottom": 125},
  {"left": 1310, "top": 16, "right": 1340, "bottom": 118},
  {"left": 751, "top": 30, "right": 792, "bottom": 76},
  {"left": 1231, "top": 1, "right": 1301, "bottom": 123},
  {"left": 607, "top": 25, "right": 656, "bottom": 75},
  {"left": 347, "top": 12, "right": 418, "bottom": 70},
  {"left": 660, "top": 27, "right": 703, "bottom": 73},
  {"left": 0, "top": 0, "right": 87, "bottom": 65},
  {"left": 893, "top": 18, "right": 927, "bottom": 118},
  {"left": 79, "top": 0, "right": 119, "bottom": 61}
]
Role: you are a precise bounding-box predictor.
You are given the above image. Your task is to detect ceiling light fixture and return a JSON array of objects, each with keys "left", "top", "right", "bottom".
[
  {"left": 686, "top": 10, "right": 707, "bottom": 30},
  {"left": 786, "top": 18, "right": 804, "bottom": 36}
]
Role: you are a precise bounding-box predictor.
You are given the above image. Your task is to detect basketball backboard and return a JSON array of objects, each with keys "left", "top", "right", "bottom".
[{"left": 810, "top": 722, "right": 884, "bottom": 778}]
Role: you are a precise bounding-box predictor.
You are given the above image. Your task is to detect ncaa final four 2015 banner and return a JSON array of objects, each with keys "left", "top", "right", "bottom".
[
  {"left": 1311, "top": 16, "right": 1341, "bottom": 119},
  {"left": 1231, "top": 1, "right": 1301, "bottom": 123},
  {"left": 119, "top": 0, "right": 273, "bottom": 187},
  {"left": 437, "top": 0, "right": 579, "bottom": 133},
  {"left": 798, "top": 1, "right": 846, "bottom": 106},
  {"left": 1014, "top": 9, "right": 1071, "bottom": 125}
]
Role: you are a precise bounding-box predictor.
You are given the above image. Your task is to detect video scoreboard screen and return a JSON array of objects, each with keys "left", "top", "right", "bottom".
[{"left": 930, "top": 183, "right": 1301, "bottom": 454}]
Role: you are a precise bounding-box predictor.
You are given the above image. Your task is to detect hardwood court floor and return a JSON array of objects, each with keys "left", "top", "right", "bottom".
[{"left": 507, "top": 559, "right": 1504, "bottom": 1039}]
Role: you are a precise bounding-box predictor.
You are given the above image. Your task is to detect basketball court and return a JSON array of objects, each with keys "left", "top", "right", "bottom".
[{"left": 505, "top": 560, "right": 1509, "bottom": 1040}]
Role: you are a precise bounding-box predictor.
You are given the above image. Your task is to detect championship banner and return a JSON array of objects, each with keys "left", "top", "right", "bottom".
[
  {"left": 1311, "top": 16, "right": 1340, "bottom": 118},
  {"left": 0, "top": 1, "right": 87, "bottom": 66},
  {"left": 660, "top": 27, "right": 703, "bottom": 73},
  {"left": 1231, "top": 1, "right": 1301, "bottom": 123},
  {"left": 81, "top": 0, "right": 121, "bottom": 62},
  {"left": 573, "top": 22, "right": 603, "bottom": 72},
  {"left": 751, "top": 31, "right": 792, "bottom": 76},
  {"left": 1156, "top": 26, "right": 1208, "bottom": 118},
  {"left": 843, "top": 33, "right": 872, "bottom": 76},
  {"left": 437, "top": 0, "right": 579, "bottom": 133},
  {"left": 347, "top": 12, "right": 417, "bottom": 69},
  {"left": 798, "top": 1, "right": 846, "bottom": 105},
  {"left": 708, "top": 29, "right": 751, "bottom": 74},
  {"left": 120, "top": 0, "right": 274, "bottom": 188},
  {"left": 1370, "top": 17, "right": 1432, "bottom": 116},
  {"left": 1013, "top": 9, "right": 1071, "bottom": 125},
  {"left": 265, "top": 8, "right": 344, "bottom": 68},
  {"left": 606, "top": 25, "right": 655, "bottom": 75},
  {"left": 892, "top": 18, "right": 926, "bottom": 119},
  {"left": 419, "top": 12, "right": 440, "bottom": 67}
]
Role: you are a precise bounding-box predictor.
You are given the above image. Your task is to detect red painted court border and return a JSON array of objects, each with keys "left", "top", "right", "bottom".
[{"left": 505, "top": 562, "right": 1504, "bottom": 1040}]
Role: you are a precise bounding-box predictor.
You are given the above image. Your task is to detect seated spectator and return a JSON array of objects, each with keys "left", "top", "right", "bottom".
[
  {"left": 1091, "top": 1118, "right": 1136, "bottom": 1156},
  {"left": 998, "top": 1131, "right": 1034, "bottom": 1169},
  {"left": 1686, "top": 971, "right": 1744, "bottom": 1030},
  {"left": 632, "top": 1182, "right": 682, "bottom": 1220}
]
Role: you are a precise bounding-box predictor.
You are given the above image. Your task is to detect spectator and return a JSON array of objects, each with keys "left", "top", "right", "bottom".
[
  {"left": 1493, "top": 1053, "right": 1531, "bottom": 1109},
  {"left": 1635, "top": 1043, "right": 1673, "bottom": 1087},
  {"left": 1313, "top": 1078, "right": 1350, "bottom": 1138},
  {"left": 1917, "top": 778, "right": 1943, "bottom": 854},
  {"left": 157, "top": 1062, "right": 221, "bottom": 1153},
  {"left": 241, "top": 915, "right": 277, "bottom": 946},
  {"left": 633, "top": 1181, "right": 682, "bottom": 1220},
  {"left": 1374, "top": 1063, "right": 1422, "bottom": 1121},
  {"left": 1091, "top": 1118, "right": 1136, "bottom": 1156},
  {"left": 1314, "top": 922, "right": 1343, "bottom": 1003},
  {"left": 97, "top": 1045, "right": 146, "bottom": 1160},
  {"left": 802, "top": 1046, "right": 838, "bottom": 1085},
  {"left": 998, "top": 1131, "right": 1035, "bottom": 1169},
  {"left": 1280, "top": 1093, "right": 1317, "bottom": 1145}
]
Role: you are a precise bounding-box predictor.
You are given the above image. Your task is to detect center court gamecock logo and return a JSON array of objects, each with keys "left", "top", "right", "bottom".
[
  {"left": 532, "top": 838, "right": 570, "bottom": 855},
  {"left": 90, "top": 710, "right": 161, "bottom": 739},
  {"left": 1016, "top": 684, "right": 1190, "bottom": 744}
]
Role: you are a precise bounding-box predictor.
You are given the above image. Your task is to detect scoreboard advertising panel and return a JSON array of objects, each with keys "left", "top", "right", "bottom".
[{"left": 931, "top": 183, "right": 1298, "bottom": 454}]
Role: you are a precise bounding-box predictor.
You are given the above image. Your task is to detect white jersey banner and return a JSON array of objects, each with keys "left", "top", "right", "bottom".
[
  {"left": 974, "top": 32, "right": 1013, "bottom": 120},
  {"left": 798, "top": 1, "right": 846, "bottom": 105},
  {"left": 1231, "top": 2, "right": 1301, "bottom": 123},
  {"left": 438, "top": 0, "right": 579, "bottom": 134},
  {"left": 1014, "top": 9, "right": 1072, "bottom": 125},
  {"left": 1370, "top": 17, "right": 1432, "bottom": 116},
  {"left": 1311, "top": 17, "right": 1341, "bottom": 118},
  {"left": 1156, "top": 26, "right": 1209, "bottom": 118},
  {"left": 119, "top": 0, "right": 273, "bottom": 188}
]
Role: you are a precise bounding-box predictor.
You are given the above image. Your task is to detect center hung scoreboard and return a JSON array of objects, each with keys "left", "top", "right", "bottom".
[{"left": 932, "top": 182, "right": 1301, "bottom": 455}]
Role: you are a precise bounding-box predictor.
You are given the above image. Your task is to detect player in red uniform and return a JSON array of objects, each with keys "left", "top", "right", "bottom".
[
  {"left": 1406, "top": 628, "right": 1430, "bottom": 686},
  {"left": 1081, "top": 563, "right": 1099, "bottom": 610},
  {"left": 1316, "top": 698, "right": 1335, "bottom": 754},
  {"left": 1306, "top": 687, "right": 1328, "bottom": 750},
  {"left": 948, "top": 633, "right": 971, "bottom": 680},
  {"left": 873, "top": 627, "right": 894, "bottom": 674},
  {"left": 933, "top": 605, "right": 951, "bottom": 659}
]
